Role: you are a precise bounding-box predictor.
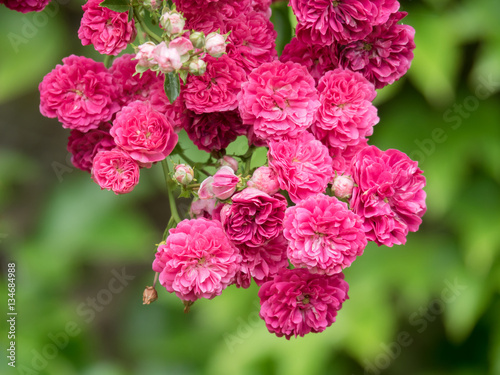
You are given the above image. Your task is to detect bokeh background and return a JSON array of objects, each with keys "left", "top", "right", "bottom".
[{"left": 1, "top": 0, "right": 500, "bottom": 374}]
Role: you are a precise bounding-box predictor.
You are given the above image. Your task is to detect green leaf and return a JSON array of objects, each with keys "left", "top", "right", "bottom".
[
  {"left": 99, "top": 0, "right": 131, "bottom": 13},
  {"left": 164, "top": 72, "right": 181, "bottom": 104}
]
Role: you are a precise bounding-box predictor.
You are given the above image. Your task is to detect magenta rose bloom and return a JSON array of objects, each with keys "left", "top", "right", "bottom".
[
  {"left": 67, "top": 124, "right": 115, "bottom": 173},
  {"left": 350, "top": 146, "right": 426, "bottom": 246},
  {"left": 91, "top": 149, "right": 140, "bottom": 194},
  {"left": 110, "top": 54, "right": 161, "bottom": 106},
  {"left": 340, "top": 11, "right": 415, "bottom": 89},
  {"left": 239, "top": 61, "right": 320, "bottom": 142},
  {"left": 258, "top": 268, "right": 349, "bottom": 339},
  {"left": 226, "top": 11, "right": 277, "bottom": 73},
  {"left": 182, "top": 109, "right": 249, "bottom": 152},
  {"left": 280, "top": 37, "right": 339, "bottom": 84},
  {"left": 78, "top": 0, "right": 136, "bottom": 56},
  {"left": 175, "top": 0, "right": 251, "bottom": 18},
  {"left": 291, "top": 0, "right": 400, "bottom": 45},
  {"left": 153, "top": 218, "right": 241, "bottom": 302},
  {"left": 220, "top": 187, "right": 287, "bottom": 247},
  {"left": 39, "top": 55, "right": 119, "bottom": 132},
  {"left": 1, "top": 0, "right": 50, "bottom": 13},
  {"left": 212, "top": 166, "right": 240, "bottom": 200},
  {"left": 329, "top": 139, "right": 368, "bottom": 176},
  {"left": 312, "top": 69, "right": 379, "bottom": 150},
  {"left": 284, "top": 194, "right": 367, "bottom": 275},
  {"left": 110, "top": 101, "right": 178, "bottom": 165},
  {"left": 183, "top": 55, "right": 247, "bottom": 114},
  {"left": 268, "top": 132, "right": 333, "bottom": 203},
  {"left": 234, "top": 234, "right": 289, "bottom": 289}
]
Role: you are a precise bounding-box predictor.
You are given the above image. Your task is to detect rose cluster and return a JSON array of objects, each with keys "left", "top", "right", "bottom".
[{"left": 38, "top": 0, "right": 426, "bottom": 340}]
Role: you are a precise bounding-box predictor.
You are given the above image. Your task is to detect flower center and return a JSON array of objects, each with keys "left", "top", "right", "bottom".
[
  {"left": 363, "top": 42, "right": 373, "bottom": 51},
  {"left": 332, "top": 1, "right": 340, "bottom": 7}
]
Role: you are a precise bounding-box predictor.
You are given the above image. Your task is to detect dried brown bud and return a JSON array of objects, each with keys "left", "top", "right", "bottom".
[
  {"left": 183, "top": 300, "right": 194, "bottom": 313},
  {"left": 143, "top": 286, "right": 158, "bottom": 305}
]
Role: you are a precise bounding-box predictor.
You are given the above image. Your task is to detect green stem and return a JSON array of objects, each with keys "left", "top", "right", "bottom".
[
  {"left": 161, "top": 160, "right": 181, "bottom": 227},
  {"left": 133, "top": 7, "right": 162, "bottom": 43},
  {"left": 135, "top": 23, "right": 146, "bottom": 45},
  {"left": 103, "top": 55, "right": 115, "bottom": 68}
]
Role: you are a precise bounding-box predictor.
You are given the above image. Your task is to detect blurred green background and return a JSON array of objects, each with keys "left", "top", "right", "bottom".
[{"left": 1, "top": 0, "right": 500, "bottom": 374}]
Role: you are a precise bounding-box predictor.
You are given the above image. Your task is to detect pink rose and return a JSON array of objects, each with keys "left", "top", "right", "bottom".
[
  {"left": 259, "top": 268, "right": 349, "bottom": 339},
  {"left": 350, "top": 146, "right": 426, "bottom": 246},
  {"left": 247, "top": 166, "right": 280, "bottom": 195},
  {"left": 190, "top": 198, "right": 217, "bottom": 219},
  {"left": 78, "top": 0, "right": 136, "bottom": 56},
  {"left": 153, "top": 218, "right": 241, "bottom": 301},
  {"left": 220, "top": 187, "right": 287, "bottom": 247},
  {"left": 212, "top": 166, "right": 240, "bottom": 200},
  {"left": 169, "top": 37, "right": 194, "bottom": 59},
  {"left": 110, "top": 101, "right": 178, "bottom": 165},
  {"left": 284, "top": 194, "right": 367, "bottom": 275},
  {"left": 39, "top": 55, "right": 119, "bottom": 132},
  {"left": 1, "top": 0, "right": 50, "bottom": 13},
  {"left": 238, "top": 61, "right": 319, "bottom": 142},
  {"left": 91, "top": 149, "right": 140, "bottom": 194},
  {"left": 268, "top": 132, "right": 333, "bottom": 203}
]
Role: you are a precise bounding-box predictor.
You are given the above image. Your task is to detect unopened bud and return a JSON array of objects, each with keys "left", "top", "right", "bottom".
[
  {"left": 198, "top": 176, "right": 214, "bottom": 199},
  {"left": 332, "top": 175, "right": 354, "bottom": 199},
  {"left": 136, "top": 41, "right": 157, "bottom": 68},
  {"left": 142, "top": 0, "right": 161, "bottom": 10},
  {"left": 189, "top": 31, "right": 206, "bottom": 49},
  {"left": 219, "top": 155, "right": 238, "bottom": 172},
  {"left": 174, "top": 164, "right": 194, "bottom": 185},
  {"left": 247, "top": 166, "right": 280, "bottom": 195},
  {"left": 189, "top": 59, "right": 207, "bottom": 75},
  {"left": 143, "top": 286, "right": 158, "bottom": 305},
  {"left": 205, "top": 32, "right": 226, "bottom": 57},
  {"left": 160, "top": 11, "right": 185, "bottom": 35}
]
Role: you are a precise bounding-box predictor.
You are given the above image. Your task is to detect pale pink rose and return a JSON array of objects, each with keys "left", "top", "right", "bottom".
[
  {"left": 205, "top": 32, "right": 226, "bottom": 57},
  {"left": 136, "top": 42, "right": 157, "bottom": 68},
  {"left": 332, "top": 175, "right": 354, "bottom": 199},
  {"left": 169, "top": 37, "right": 194, "bottom": 59},
  {"left": 198, "top": 176, "right": 215, "bottom": 199},
  {"left": 91, "top": 149, "right": 140, "bottom": 194},
  {"left": 190, "top": 198, "right": 217, "bottom": 219},
  {"left": 153, "top": 42, "right": 182, "bottom": 73},
  {"left": 212, "top": 166, "right": 240, "bottom": 200},
  {"left": 247, "top": 166, "right": 280, "bottom": 195}
]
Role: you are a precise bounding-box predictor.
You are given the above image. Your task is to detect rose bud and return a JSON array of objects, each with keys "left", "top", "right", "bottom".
[
  {"left": 174, "top": 164, "right": 194, "bottom": 185},
  {"left": 198, "top": 176, "right": 215, "bottom": 199},
  {"left": 219, "top": 155, "right": 238, "bottom": 172},
  {"left": 160, "top": 11, "right": 185, "bottom": 35},
  {"left": 136, "top": 41, "right": 157, "bottom": 68},
  {"left": 188, "top": 58, "right": 207, "bottom": 75},
  {"left": 189, "top": 31, "right": 205, "bottom": 49},
  {"left": 332, "top": 175, "right": 354, "bottom": 199},
  {"left": 213, "top": 166, "right": 240, "bottom": 200},
  {"left": 247, "top": 166, "right": 280, "bottom": 195},
  {"left": 205, "top": 32, "right": 226, "bottom": 57}
]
